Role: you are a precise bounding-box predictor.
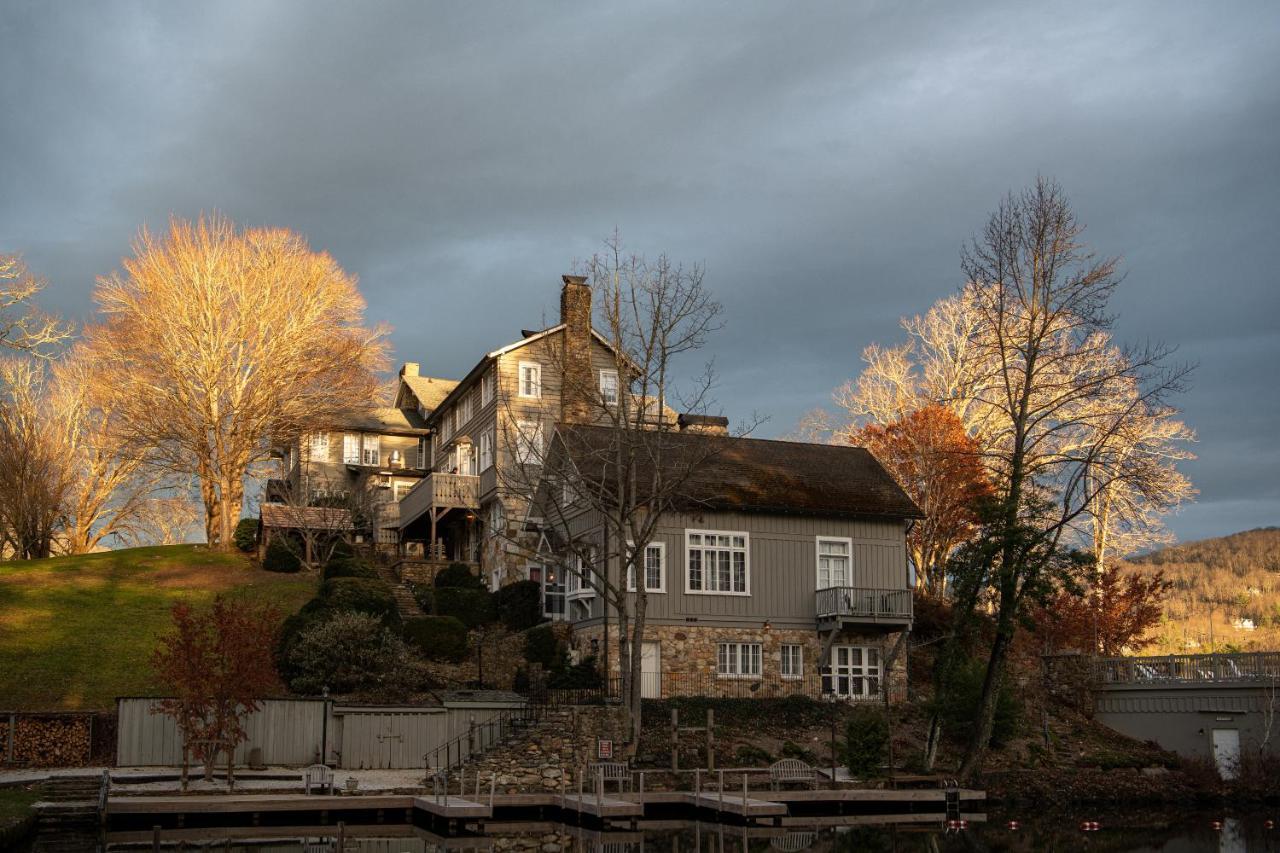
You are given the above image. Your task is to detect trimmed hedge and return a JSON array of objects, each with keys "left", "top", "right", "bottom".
[
  {"left": 318, "top": 577, "right": 399, "bottom": 626},
  {"left": 494, "top": 580, "right": 543, "bottom": 631},
  {"left": 262, "top": 537, "right": 301, "bottom": 573},
  {"left": 233, "top": 518, "right": 258, "bottom": 553},
  {"left": 524, "top": 624, "right": 562, "bottom": 668},
  {"left": 433, "top": 562, "right": 484, "bottom": 589},
  {"left": 323, "top": 556, "right": 379, "bottom": 581},
  {"left": 402, "top": 615, "right": 469, "bottom": 663},
  {"left": 434, "top": 587, "right": 496, "bottom": 628}
]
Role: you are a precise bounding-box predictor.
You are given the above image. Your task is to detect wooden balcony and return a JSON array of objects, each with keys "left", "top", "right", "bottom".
[
  {"left": 815, "top": 586, "right": 912, "bottom": 631},
  {"left": 398, "top": 472, "right": 480, "bottom": 530}
]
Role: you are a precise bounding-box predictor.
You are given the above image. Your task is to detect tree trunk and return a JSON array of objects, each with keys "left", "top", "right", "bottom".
[
  {"left": 922, "top": 713, "right": 942, "bottom": 771},
  {"left": 958, "top": 615, "right": 1014, "bottom": 779}
]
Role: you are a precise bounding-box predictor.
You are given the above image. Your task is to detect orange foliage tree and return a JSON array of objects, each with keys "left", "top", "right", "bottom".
[
  {"left": 151, "top": 596, "right": 281, "bottom": 788},
  {"left": 855, "top": 404, "right": 991, "bottom": 597},
  {"left": 1037, "top": 564, "right": 1173, "bottom": 655}
]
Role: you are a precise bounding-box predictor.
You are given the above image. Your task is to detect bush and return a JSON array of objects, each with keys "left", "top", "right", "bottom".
[
  {"left": 319, "top": 578, "right": 399, "bottom": 626},
  {"left": 284, "top": 611, "right": 417, "bottom": 696},
  {"left": 262, "top": 537, "right": 301, "bottom": 573},
  {"left": 494, "top": 580, "right": 543, "bottom": 631},
  {"left": 735, "top": 744, "right": 774, "bottom": 766},
  {"left": 233, "top": 518, "right": 258, "bottom": 553},
  {"left": 933, "top": 658, "right": 1021, "bottom": 748},
  {"left": 402, "top": 615, "right": 469, "bottom": 663},
  {"left": 548, "top": 655, "right": 601, "bottom": 689},
  {"left": 323, "top": 556, "right": 378, "bottom": 581},
  {"left": 780, "top": 740, "right": 819, "bottom": 765},
  {"left": 434, "top": 587, "right": 496, "bottom": 628},
  {"left": 433, "top": 562, "right": 484, "bottom": 589},
  {"left": 524, "top": 624, "right": 562, "bottom": 668},
  {"left": 842, "top": 705, "right": 888, "bottom": 778}
]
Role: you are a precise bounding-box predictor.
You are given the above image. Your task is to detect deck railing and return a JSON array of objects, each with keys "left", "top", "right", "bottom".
[
  {"left": 1093, "top": 652, "right": 1280, "bottom": 685},
  {"left": 815, "top": 587, "right": 912, "bottom": 623},
  {"left": 398, "top": 472, "right": 481, "bottom": 528}
]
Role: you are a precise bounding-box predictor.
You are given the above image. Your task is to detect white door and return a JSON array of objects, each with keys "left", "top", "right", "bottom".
[
  {"left": 640, "top": 642, "right": 662, "bottom": 699},
  {"left": 1211, "top": 728, "right": 1240, "bottom": 780}
]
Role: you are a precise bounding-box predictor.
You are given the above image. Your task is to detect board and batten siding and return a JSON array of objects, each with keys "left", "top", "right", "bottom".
[
  {"left": 570, "top": 511, "right": 909, "bottom": 629},
  {"left": 117, "top": 698, "right": 327, "bottom": 767}
]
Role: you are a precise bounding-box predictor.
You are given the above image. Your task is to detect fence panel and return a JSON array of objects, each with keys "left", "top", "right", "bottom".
[{"left": 117, "top": 698, "right": 327, "bottom": 767}]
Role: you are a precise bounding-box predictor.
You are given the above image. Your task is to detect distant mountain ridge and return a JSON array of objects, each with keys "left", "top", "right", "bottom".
[{"left": 1125, "top": 527, "right": 1280, "bottom": 652}]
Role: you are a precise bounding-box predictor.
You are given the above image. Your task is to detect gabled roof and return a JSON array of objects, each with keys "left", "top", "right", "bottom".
[
  {"left": 548, "top": 424, "right": 923, "bottom": 521},
  {"left": 400, "top": 375, "right": 460, "bottom": 413},
  {"left": 339, "top": 406, "right": 429, "bottom": 433}
]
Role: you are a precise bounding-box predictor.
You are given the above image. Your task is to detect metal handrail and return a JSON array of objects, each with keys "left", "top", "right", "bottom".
[
  {"left": 423, "top": 701, "right": 544, "bottom": 781},
  {"left": 815, "top": 586, "right": 912, "bottom": 621},
  {"left": 1093, "top": 652, "right": 1280, "bottom": 685}
]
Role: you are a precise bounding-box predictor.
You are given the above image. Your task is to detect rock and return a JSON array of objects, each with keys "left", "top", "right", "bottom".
[
  {"left": 1140, "top": 766, "right": 1170, "bottom": 776},
  {"left": 542, "top": 767, "right": 562, "bottom": 778},
  {"left": 542, "top": 844, "right": 561, "bottom": 852}
]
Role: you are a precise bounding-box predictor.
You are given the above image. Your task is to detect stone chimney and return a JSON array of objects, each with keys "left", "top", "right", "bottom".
[
  {"left": 560, "top": 275, "right": 593, "bottom": 424},
  {"left": 399, "top": 362, "right": 420, "bottom": 378},
  {"left": 677, "top": 413, "right": 729, "bottom": 436}
]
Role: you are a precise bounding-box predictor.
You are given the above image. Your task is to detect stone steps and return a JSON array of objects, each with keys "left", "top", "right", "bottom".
[{"left": 375, "top": 563, "right": 425, "bottom": 619}]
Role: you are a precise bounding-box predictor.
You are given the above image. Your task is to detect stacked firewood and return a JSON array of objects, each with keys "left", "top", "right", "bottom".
[{"left": 0, "top": 715, "right": 93, "bottom": 767}]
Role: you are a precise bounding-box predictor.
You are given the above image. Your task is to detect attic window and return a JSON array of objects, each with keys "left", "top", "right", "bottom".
[{"left": 519, "top": 362, "right": 542, "bottom": 398}]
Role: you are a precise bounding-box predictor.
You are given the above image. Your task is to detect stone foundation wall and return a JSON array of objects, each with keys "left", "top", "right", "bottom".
[
  {"left": 1042, "top": 652, "right": 1095, "bottom": 716},
  {"left": 571, "top": 622, "right": 907, "bottom": 702}
]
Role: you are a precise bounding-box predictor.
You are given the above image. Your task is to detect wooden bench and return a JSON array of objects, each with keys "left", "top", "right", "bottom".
[
  {"left": 769, "top": 759, "right": 817, "bottom": 790},
  {"left": 302, "top": 763, "right": 334, "bottom": 795},
  {"left": 589, "top": 761, "right": 631, "bottom": 793}
]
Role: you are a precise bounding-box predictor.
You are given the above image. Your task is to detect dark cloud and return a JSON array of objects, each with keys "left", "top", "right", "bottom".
[{"left": 2, "top": 1, "right": 1276, "bottom": 543}]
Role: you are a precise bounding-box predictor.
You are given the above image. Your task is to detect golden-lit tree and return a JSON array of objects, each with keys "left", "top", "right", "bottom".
[
  {"left": 0, "top": 360, "right": 74, "bottom": 558},
  {"left": 83, "top": 215, "right": 388, "bottom": 550},
  {"left": 0, "top": 254, "right": 68, "bottom": 357},
  {"left": 854, "top": 404, "right": 992, "bottom": 597}
]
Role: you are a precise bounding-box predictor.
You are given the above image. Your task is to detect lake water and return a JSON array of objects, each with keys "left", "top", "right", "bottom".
[{"left": 20, "top": 810, "right": 1280, "bottom": 852}]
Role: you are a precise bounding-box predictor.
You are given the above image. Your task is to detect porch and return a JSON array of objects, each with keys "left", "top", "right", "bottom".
[{"left": 397, "top": 472, "right": 482, "bottom": 562}]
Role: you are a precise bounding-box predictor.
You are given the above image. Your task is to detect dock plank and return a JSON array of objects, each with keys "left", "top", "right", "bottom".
[
  {"left": 414, "top": 795, "right": 492, "bottom": 819},
  {"left": 690, "top": 792, "right": 787, "bottom": 817},
  {"left": 559, "top": 793, "right": 643, "bottom": 818}
]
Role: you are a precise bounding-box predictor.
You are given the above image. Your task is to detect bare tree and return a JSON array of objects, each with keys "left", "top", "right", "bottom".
[
  {"left": 0, "top": 254, "right": 69, "bottom": 357},
  {"left": 502, "top": 238, "right": 741, "bottom": 743},
  {"left": 0, "top": 359, "right": 75, "bottom": 558},
  {"left": 263, "top": 470, "right": 371, "bottom": 570},
  {"left": 952, "top": 178, "right": 1193, "bottom": 777},
  {"left": 122, "top": 496, "right": 204, "bottom": 547},
  {"left": 82, "top": 215, "right": 389, "bottom": 550}
]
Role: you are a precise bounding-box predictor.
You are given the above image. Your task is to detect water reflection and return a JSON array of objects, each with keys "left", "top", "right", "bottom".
[{"left": 28, "top": 813, "right": 1280, "bottom": 853}]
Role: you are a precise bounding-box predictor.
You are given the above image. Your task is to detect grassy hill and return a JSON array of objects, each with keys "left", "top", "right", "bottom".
[
  {"left": 0, "top": 545, "right": 314, "bottom": 711},
  {"left": 1126, "top": 527, "right": 1280, "bottom": 653}
]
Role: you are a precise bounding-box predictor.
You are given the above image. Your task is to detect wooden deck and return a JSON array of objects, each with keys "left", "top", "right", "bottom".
[
  {"left": 690, "top": 792, "right": 788, "bottom": 818},
  {"left": 558, "top": 793, "right": 644, "bottom": 818},
  {"left": 414, "top": 795, "right": 492, "bottom": 819}
]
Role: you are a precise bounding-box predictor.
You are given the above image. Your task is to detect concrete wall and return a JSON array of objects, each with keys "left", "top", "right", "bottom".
[{"left": 1094, "top": 684, "right": 1278, "bottom": 760}]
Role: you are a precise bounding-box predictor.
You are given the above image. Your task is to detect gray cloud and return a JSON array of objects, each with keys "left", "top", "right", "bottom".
[{"left": 2, "top": 0, "right": 1276, "bottom": 543}]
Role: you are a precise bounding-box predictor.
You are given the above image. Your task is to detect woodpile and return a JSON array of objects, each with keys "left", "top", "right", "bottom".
[{"left": 0, "top": 713, "right": 93, "bottom": 767}]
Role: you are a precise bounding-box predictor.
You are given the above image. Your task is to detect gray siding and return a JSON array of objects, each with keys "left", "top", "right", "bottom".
[
  {"left": 1094, "top": 684, "right": 1279, "bottom": 760},
  {"left": 117, "top": 698, "right": 327, "bottom": 767},
  {"left": 570, "top": 511, "right": 909, "bottom": 629}
]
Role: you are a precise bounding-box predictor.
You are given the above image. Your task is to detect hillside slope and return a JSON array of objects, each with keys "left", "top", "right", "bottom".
[
  {"left": 1127, "top": 527, "right": 1280, "bottom": 653},
  {"left": 0, "top": 545, "right": 314, "bottom": 710}
]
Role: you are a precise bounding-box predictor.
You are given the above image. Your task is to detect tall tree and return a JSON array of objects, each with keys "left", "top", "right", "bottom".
[
  {"left": 0, "top": 254, "right": 68, "bottom": 357},
  {"left": 83, "top": 215, "right": 388, "bottom": 549},
  {"left": 504, "top": 238, "right": 737, "bottom": 744},
  {"left": 952, "top": 178, "right": 1192, "bottom": 777},
  {"left": 854, "top": 404, "right": 992, "bottom": 597}
]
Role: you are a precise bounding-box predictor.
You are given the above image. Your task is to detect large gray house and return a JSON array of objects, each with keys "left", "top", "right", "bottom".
[{"left": 536, "top": 423, "right": 923, "bottom": 701}]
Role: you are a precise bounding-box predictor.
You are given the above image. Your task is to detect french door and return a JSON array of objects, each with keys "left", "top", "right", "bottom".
[{"left": 823, "top": 645, "right": 881, "bottom": 699}]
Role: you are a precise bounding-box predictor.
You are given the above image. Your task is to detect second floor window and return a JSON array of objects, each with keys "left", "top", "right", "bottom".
[
  {"left": 361, "top": 435, "right": 380, "bottom": 466},
  {"left": 817, "top": 537, "right": 852, "bottom": 588},
  {"left": 599, "top": 370, "right": 619, "bottom": 405},
  {"left": 342, "top": 433, "right": 360, "bottom": 465},
  {"left": 309, "top": 433, "right": 330, "bottom": 460},
  {"left": 481, "top": 369, "right": 495, "bottom": 405},
  {"left": 626, "top": 542, "right": 666, "bottom": 592},
  {"left": 479, "top": 430, "right": 493, "bottom": 471},
  {"left": 514, "top": 419, "right": 542, "bottom": 465},
  {"left": 417, "top": 437, "right": 428, "bottom": 469},
  {"left": 567, "top": 547, "right": 596, "bottom": 599},
  {"left": 687, "top": 531, "right": 749, "bottom": 594},
  {"left": 518, "top": 361, "right": 542, "bottom": 398}
]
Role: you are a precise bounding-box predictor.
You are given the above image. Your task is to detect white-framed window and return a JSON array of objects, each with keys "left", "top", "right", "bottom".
[
  {"left": 626, "top": 541, "right": 666, "bottom": 593},
  {"left": 561, "top": 480, "right": 577, "bottom": 508},
  {"left": 456, "top": 442, "right": 476, "bottom": 476},
  {"left": 342, "top": 433, "right": 361, "bottom": 465},
  {"left": 514, "top": 419, "right": 543, "bottom": 465},
  {"left": 417, "top": 437, "right": 428, "bottom": 469},
  {"left": 309, "top": 433, "right": 330, "bottom": 459},
  {"left": 361, "top": 434, "right": 380, "bottom": 466},
  {"left": 481, "top": 369, "right": 496, "bottom": 406},
  {"left": 440, "top": 409, "right": 453, "bottom": 440},
  {"left": 567, "top": 547, "right": 596, "bottom": 599},
  {"left": 479, "top": 430, "right": 493, "bottom": 471},
  {"left": 686, "top": 530, "right": 749, "bottom": 595},
  {"left": 717, "top": 642, "right": 762, "bottom": 679},
  {"left": 488, "top": 500, "right": 505, "bottom": 538},
  {"left": 392, "top": 480, "right": 412, "bottom": 501},
  {"left": 542, "top": 564, "right": 566, "bottom": 619},
  {"left": 599, "top": 369, "right": 619, "bottom": 405},
  {"left": 458, "top": 392, "right": 471, "bottom": 426},
  {"left": 817, "top": 537, "right": 852, "bottom": 589},
  {"left": 518, "top": 361, "right": 542, "bottom": 398},
  {"left": 824, "top": 646, "right": 881, "bottom": 699},
  {"left": 780, "top": 645, "right": 803, "bottom": 680}
]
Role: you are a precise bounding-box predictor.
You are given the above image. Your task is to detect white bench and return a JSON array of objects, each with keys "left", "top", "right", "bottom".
[
  {"left": 769, "top": 759, "right": 816, "bottom": 790},
  {"left": 589, "top": 761, "right": 631, "bottom": 793},
  {"left": 303, "top": 763, "right": 334, "bottom": 795}
]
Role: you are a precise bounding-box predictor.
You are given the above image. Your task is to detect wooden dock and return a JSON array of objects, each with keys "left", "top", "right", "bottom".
[
  {"left": 558, "top": 793, "right": 644, "bottom": 819},
  {"left": 414, "top": 795, "right": 493, "bottom": 819},
  {"left": 690, "top": 792, "right": 787, "bottom": 818}
]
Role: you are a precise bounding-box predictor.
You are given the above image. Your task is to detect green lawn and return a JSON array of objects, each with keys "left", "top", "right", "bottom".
[
  {"left": 0, "top": 786, "right": 40, "bottom": 835},
  {"left": 0, "top": 545, "right": 315, "bottom": 710}
]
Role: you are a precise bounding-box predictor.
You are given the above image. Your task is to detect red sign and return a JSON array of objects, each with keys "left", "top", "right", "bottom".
[{"left": 597, "top": 738, "right": 613, "bottom": 759}]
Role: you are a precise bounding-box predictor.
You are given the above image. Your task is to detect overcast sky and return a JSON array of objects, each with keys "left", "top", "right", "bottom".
[{"left": 2, "top": 2, "right": 1277, "bottom": 544}]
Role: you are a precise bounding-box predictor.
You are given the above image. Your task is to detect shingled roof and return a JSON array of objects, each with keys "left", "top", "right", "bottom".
[
  {"left": 401, "top": 374, "right": 460, "bottom": 413},
  {"left": 553, "top": 424, "right": 922, "bottom": 520}
]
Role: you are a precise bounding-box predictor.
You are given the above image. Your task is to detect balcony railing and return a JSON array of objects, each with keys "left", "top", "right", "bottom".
[
  {"left": 1093, "top": 652, "right": 1280, "bottom": 685},
  {"left": 815, "top": 587, "right": 912, "bottom": 626},
  {"left": 398, "top": 472, "right": 481, "bottom": 528}
]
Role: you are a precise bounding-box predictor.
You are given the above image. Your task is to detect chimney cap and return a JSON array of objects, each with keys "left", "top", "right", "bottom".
[
  {"left": 562, "top": 274, "right": 588, "bottom": 286},
  {"left": 678, "top": 413, "right": 730, "bottom": 431}
]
